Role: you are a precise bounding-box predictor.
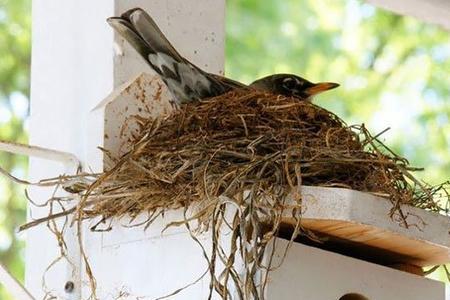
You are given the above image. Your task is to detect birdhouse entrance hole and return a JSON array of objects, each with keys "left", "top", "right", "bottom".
[{"left": 339, "top": 293, "right": 369, "bottom": 300}]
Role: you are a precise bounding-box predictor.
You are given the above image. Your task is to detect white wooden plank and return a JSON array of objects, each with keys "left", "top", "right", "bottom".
[
  {"left": 284, "top": 186, "right": 450, "bottom": 266},
  {"left": 0, "top": 141, "right": 80, "bottom": 167},
  {"left": 366, "top": 0, "right": 450, "bottom": 30},
  {"left": 0, "top": 264, "right": 35, "bottom": 300},
  {"left": 267, "top": 239, "right": 446, "bottom": 300}
]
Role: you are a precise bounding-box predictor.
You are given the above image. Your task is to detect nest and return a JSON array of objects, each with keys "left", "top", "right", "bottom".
[
  {"left": 21, "top": 89, "right": 448, "bottom": 299},
  {"left": 82, "top": 89, "right": 440, "bottom": 216}
]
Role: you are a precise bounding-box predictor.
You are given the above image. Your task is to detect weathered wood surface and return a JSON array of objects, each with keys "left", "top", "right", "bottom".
[{"left": 283, "top": 186, "right": 450, "bottom": 267}]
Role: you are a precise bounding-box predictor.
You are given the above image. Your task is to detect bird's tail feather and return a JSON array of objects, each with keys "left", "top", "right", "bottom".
[
  {"left": 121, "top": 8, "right": 184, "bottom": 62},
  {"left": 107, "top": 9, "right": 185, "bottom": 77},
  {"left": 108, "top": 8, "right": 234, "bottom": 103},
  {"left": 107, "top": 17, "right": 153, "bottom": 61}
]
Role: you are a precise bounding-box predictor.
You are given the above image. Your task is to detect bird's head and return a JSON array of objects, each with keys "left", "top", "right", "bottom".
[{"left": 250, "top": 74, "right": 339, "bottom": 100}]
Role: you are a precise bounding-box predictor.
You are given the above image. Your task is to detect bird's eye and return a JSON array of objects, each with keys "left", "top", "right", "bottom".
[{"left": 282, "top": 78, "right": 296, "bottom": 89}]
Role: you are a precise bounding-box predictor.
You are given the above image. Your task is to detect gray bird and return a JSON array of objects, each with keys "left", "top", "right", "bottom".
[{"left": 107, "top": 8, "right": 339, "bottom": 104}]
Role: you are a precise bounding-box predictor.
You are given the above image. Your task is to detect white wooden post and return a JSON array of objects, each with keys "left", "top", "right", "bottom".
[
  {"left": 28, "top": 1, "right": 225, "bottom": 299},
  {"left": 27, "top": 1, "right": 114, "bottom": 299},
  {"left": 366, "top": 0, "right": 450, "bottom": 30}
]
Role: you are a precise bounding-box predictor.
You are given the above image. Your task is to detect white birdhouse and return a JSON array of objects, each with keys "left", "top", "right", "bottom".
[{"left": 83, "top": 71, "right": 450, "bottom": 300}]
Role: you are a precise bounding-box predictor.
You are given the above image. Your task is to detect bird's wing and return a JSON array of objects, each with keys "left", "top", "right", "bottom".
[
  {"left": 108, "top": 8, "right": 237, "bottom": 103},
  {"left": 210, "top": 74, "right": 247, "bottom": 89}
]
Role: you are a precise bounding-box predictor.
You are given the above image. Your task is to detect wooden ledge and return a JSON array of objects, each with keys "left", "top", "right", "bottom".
[{"left": 282, "top": 186, "right": 450, "bottom": 267}]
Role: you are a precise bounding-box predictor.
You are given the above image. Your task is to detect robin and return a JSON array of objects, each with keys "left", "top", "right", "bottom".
[{"left": 107, "top": 8, "right": 339, "bottom": 104}]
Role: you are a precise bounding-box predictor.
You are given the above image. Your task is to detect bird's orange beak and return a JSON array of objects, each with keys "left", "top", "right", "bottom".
[{"left": 305, "top": 82, "right": 340, "bottom": 96}]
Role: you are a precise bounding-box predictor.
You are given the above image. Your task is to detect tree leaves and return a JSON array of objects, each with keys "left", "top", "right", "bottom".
[{"left": 0, "top": 1, "right": 30, "bottom": 299}]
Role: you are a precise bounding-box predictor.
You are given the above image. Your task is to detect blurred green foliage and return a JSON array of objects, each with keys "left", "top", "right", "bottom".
[
  {"left": 0, "top": 0, "right": 449, "bottom": 297},
  {"left": 0, "top": 0, "right": 30, "bottom": 298}
]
